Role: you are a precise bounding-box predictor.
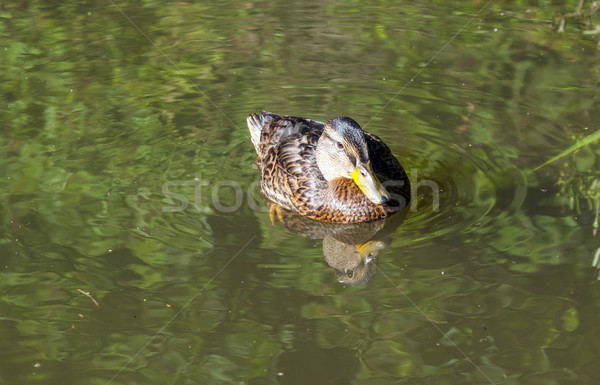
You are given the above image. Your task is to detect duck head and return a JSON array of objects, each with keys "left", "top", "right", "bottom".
[{"left": 315, "top": 117, "right": 390, "bottom": 204}]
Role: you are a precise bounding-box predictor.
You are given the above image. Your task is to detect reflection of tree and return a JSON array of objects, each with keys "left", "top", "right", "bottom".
[{"left": 556, "top": 0, "right": 600, "bottom": 41}]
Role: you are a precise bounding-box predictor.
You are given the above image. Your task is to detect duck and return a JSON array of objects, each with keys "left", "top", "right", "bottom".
[{"left": 247, "top": 112, "right": 410, "bottom": 223}]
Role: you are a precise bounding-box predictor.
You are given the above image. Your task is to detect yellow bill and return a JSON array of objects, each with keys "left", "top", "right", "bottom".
[
  {"left": 351, "top": 163, "right": 390, "bottom": 204},
  {"left": 356, "top": 240, "right": 386, "bottom": 263}
]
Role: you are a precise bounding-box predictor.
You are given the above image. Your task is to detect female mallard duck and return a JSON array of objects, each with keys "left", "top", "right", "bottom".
[{"left": 247, "top": 112, "right": 410, "bottom": 223}]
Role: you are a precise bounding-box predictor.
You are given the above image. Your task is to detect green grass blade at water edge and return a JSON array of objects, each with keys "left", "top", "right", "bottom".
[
  {"left": 593, "top": 248, "right": 600, "bottom": 268},
  {"left": 533, "top": 129, "right": 600, "bottom": 171}
]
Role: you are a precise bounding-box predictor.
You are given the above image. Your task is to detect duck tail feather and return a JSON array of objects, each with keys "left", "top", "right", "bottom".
[{"left": 247, "top": 111, "right": 280, "bottom": 150}]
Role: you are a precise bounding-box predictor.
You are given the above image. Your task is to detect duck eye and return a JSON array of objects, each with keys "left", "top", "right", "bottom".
[{"left": 336, "top": 141, "right": 344, "bottom": 150}]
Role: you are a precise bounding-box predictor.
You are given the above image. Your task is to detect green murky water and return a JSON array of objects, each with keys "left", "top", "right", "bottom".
[{"left": 1, "top": 1, "right": 600, "bottom": 384}]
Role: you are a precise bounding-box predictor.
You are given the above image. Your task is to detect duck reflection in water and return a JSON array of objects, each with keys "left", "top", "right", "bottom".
[{"left": 267, "top": 202, "right": 406, "bottom": 286}]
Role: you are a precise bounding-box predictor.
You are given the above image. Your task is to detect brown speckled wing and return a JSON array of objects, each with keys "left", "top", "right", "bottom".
[
  {"left": 254, "top": 113, "right": 322, "bottom": 162},
  {"left": 261, "top": 130, "right": 328, "bottom": 214}
]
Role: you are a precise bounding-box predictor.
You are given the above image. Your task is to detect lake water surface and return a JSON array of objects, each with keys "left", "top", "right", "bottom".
[{"left": 1, "top": 1, "right": 600, "bottom": 384}]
